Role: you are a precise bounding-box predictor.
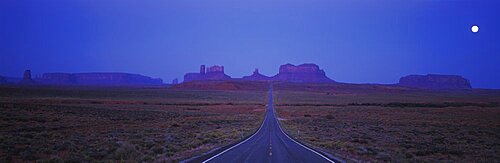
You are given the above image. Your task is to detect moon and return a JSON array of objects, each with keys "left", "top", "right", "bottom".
[{"left": 471, "top": 25, "right": 479, "bottom": 33}]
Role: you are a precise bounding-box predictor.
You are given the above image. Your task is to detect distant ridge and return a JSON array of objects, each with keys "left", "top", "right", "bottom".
[
  {"left": 175, "top": 64, "right": 473, "bottom": 90},
  {"left": 40, "top": 72, "right": 163, "bottom": 86},
  {"left": 184, "top": 65, "right": 231, "bottom": 82},
  {"left": 398, "top": 74, "right": 471, "bottom": 90},
  {"left": 0, "top": 70, "right": 164, "bottom": 86},
  {"left": 1, "top": 65, "right": 474, "bottom": 90},
  {"left": 242, "top": 69, "right": 271, "bottom": 81},
  {"left": 183, "top": 63, "right": 334, "bottom": 83},
  {"left": 271, "top": 63, "right": 334, "bottom": 83}
]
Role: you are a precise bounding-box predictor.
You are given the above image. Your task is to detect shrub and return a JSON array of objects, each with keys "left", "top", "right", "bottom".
[
  {"left": 152, "top": 146, "right": 165, "bottom": 155},
  {"left": 112, "top": 143, "right": 142, "bottom": 161}
]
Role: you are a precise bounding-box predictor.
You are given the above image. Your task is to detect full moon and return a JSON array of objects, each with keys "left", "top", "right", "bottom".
[{"left": 471, "top": 25, "right": 479, "bottom": 33}]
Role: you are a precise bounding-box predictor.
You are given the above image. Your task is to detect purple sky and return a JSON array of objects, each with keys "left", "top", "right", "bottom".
[{"left": 1, "top": 0, "right": 499, "bottom": 88}]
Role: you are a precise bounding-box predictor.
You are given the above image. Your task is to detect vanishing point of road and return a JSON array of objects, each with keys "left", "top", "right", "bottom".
[{"left": 203, "top": 85, "right": 339, "bottom": 163}]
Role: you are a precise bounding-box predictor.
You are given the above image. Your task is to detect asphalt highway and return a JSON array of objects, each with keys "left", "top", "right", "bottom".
[{"left": 203, "top": 85, "right": 337, "bottom": 163}]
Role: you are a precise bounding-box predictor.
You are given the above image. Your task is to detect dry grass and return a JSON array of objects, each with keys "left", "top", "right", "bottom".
[
  {"left": 0, "top": 86, "right": 266, "bottom": 162},
  {"left": 275, "top": 90, "right": 500, "bottom": 162}
]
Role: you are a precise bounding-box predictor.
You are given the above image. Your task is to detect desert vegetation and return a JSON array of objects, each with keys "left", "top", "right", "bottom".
[
  {"left": 275, "top": 89, "right": 500, "bottom": 162},
  {"left": 0, "top": 86, "right": 266, "bottom": 162}
]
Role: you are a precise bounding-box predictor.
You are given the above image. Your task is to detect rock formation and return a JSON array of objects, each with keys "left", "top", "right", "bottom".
[
  {"left": 183, "top": 63, "right": 335, "bottom": 83},
  {"left": 205, "top": 65, "right": 231, "bottom": 80},
  {"left": 242, "top": 69, "right": 271, "bottom": 81},
  {"left": 184, "top": 73, "right": 202, "bottom": 82},
  {"left": 200, "top": 65, "right": 206, "bottom": 75},
  {"left": 184, "top": 65, "right": 206, "bottom": 82},
  {"left": 41, "top": 73, "right": 76, "bottom": 84},
  {"left": 0, "top": 75, "right": 6, "bottom": 84},
  {"left": 172, "top": 78, "right": 178, "bottom": 85},
  {"left": 19, "top": 70, "right": 36, "bottom": 85},
  {"left": 176, "top": 63, "right": 481, "bottom": 90},
  {"left": 184, "top": 65, "right": 231, "bottom": 82},
  {"left": 271, "top": 63, "right": 334, "bottom": 83},
  {"left": 40, "top": 73, "right": 163, "bottom": 86},
  {"left": 24, "top": 70, "right": 31, "bottom": 79},
  {"left": 398, "top": 74, "right": 471, "bottom": 89}
]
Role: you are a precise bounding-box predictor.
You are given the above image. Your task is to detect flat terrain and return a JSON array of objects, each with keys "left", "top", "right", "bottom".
[
  {"left": 275, "top": 89, "right": 500, "bottom": 162},
  {"left": 2, "top": 82, "right": 500, "bottom": 162},
  {"left": 204, "top": 86, "right": 335, "bottom": 163},
  {"left": 0, "top": 86, "right": 266, "bottom": 162}
]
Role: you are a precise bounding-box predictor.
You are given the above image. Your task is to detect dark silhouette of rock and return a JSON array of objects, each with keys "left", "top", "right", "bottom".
[
  {"left": 183, "top": 65, "right": 231, "bottom": 82},
  {"left": 19, "top": 70, "right": 36, "bottom": 85},
  {"left": 0, "top": 75, "right": 6, "bottom": 84},
  {"left": 205, "top": 65, "right": 231, "bottom": 80},
  {"left": 24, "top": 70, "right": 31, "bottom": 79},
  {"left": 271, "top": 63, "right": 334, "bottom": 83},
  {"left": 207, "top": 65, "right": 224, "bottom": 73},
  {"left": 172, "top": 80, "right": 268, "bottom": 91},
  {"left": 184, "top": 73, "right": 203, "bottom": 82},
  {"left": 242, "top": 69, "right": 271, "bottom": 81},
  {"left": 183, "top": 63, "right": 334, "bottom": 83},
  {"left": 40, "top": 73, "right": 163, "bottom": 86},
  {"left": 184, "top": 65, "right": 206, "bottom": 82},
  {"left": 41, "top": 73, "right": 76, "bottom": 84},
  {"left": 172, "top": 78, "right": 178, "bottom": 85},
  {"left": 200, "top": 65, "right": 206, "bottom": 75},
  {"left": 398, "top": 74, "right": 471, "bottom": 89}
]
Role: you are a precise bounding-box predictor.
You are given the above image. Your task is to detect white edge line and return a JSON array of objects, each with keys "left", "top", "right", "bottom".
[
  {"left": 202, "top": 108, "right": 269, "bottom": 163},
  {"left": 274, "top": 110, "right": 336, "bottom": 163}
]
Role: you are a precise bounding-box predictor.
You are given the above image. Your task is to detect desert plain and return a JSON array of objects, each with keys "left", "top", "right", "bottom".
[{"left": 0, "top": 82, "right": 499, "bottom": 162}]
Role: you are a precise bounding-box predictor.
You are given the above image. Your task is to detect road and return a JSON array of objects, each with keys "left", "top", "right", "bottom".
[{"left": 203, "top": 85, "right": 337, "bottom": 163}]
